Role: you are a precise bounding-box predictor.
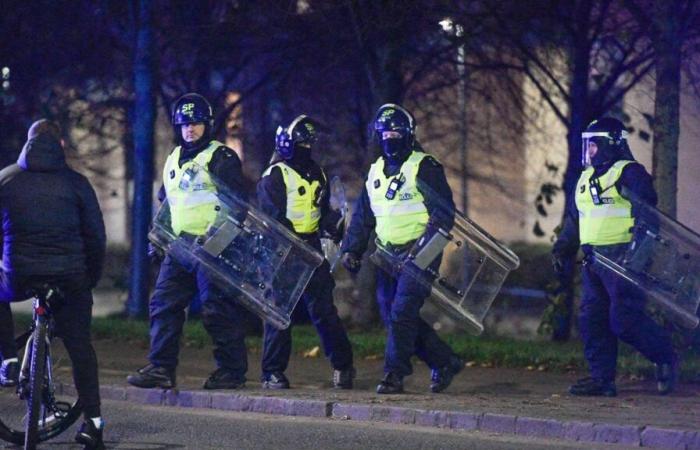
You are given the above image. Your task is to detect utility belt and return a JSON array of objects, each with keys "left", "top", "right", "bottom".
[
  {"left": 295, "top": 230, "right": 319, "bottom": 241},
  {"left": 377, "top": 239, "right": 415, "bottom": 256},
  {"left": 177, "top": 231, "right": 200, "bottom": 242}
]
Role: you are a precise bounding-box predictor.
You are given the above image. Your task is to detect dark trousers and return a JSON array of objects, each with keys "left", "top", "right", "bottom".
[
  {"left": 376, "top": 268, "right": 454, "bottom": 377},
  {"left": 0, "top": 302, "right": 15, "bottom": 360},
  {"left": 0, "top": 273, "right": 101, "bottom": 417},
  {"left": 148, "top": 255, "right": 248, "bottom": 379},
  {"left": 262, "top": 260, "right": 353, "bottom": 376},
  {"left": 580, "top": 260, "right": 675, "bottom": 381}
]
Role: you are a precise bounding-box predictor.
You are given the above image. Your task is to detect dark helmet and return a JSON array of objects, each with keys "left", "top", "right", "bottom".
[
  {"left": 581, "top": 117, "right": 630, "bottom": 167},
  {"left": 373, "top": 103, "right": 415, "bottom": 162},
  {"left": 172, "top": 93, "right": 214, "bottom": 127},
  {"left": 275, "top": 114, "right": 318, "bottom": 160}
]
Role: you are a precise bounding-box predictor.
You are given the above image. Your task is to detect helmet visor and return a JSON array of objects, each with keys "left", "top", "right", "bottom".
[
  {"left": 581, "top": 131, "right": 608, "bottom": 167},
  {"left": 581, "top": 130, "right": 628, "bottom": 167}
]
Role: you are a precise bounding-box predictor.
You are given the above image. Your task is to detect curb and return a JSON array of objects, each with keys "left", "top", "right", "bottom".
[{"left": 94, "top": 384, "right": 700, "bottom": 449}]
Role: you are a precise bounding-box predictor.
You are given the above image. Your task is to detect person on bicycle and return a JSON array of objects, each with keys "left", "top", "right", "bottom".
[
  {"left": 127, "top": 93, "right": 251, "bottom": 390},
  {"left": 0, "top": 119, "right": 106, "bottom": 449},
  {"left": 340, "top": 104, "right": 463, "bottom": 394},
  {"left": 257, "top": 115, "right": 354, "bottom": 389}
]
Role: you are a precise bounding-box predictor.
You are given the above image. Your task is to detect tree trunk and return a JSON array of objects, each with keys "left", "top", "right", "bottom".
[
  {"left": 127, "top": 0, "right": 156, "bottom": 318},
  {"left": 651, "top": 0, "right": 681, "bottom": 218},
  {"left": 552, "top": 2, "right": 592, "bottom": 342}
]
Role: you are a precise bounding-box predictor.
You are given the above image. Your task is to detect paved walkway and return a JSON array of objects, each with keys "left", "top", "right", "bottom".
[{"left": 50, "top": 341, "right": 700, "bottom": 449}]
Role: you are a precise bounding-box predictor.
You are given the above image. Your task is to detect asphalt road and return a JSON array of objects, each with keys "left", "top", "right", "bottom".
[{"left": 0, "top": 399, "right": 636, "bottom": 450}]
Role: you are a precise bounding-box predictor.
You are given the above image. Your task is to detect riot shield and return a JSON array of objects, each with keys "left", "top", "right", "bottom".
[
  {"left": 369, "top": 180, "right": 520, "bottom": 335},
  {"left": 149, "top": 163, "right": 324, "bottom": 330},
  {"left": 593, "top": 191, "right": 700, "bottom": 329},
  {"left": 320, "top": 176, "right": 346, "bottom": 272}
]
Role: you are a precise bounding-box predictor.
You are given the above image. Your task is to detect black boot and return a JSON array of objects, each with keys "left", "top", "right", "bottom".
[
  {"left": 75, "top": 419, "right": 105, "bottom": 450},
  {"left": 332, "top": 367, "right": 356, "bottom": 389},
  {"left": 262, "top": 372, "right": 290, "bottom": 389},
  {"left": 430, "top": 356, "right": 464, "bottom": 393},
  {"left": 376, "top": 372, "right": 403, "bottom": 394},
  {"left": 203, "top": 369, "right": 246, "bottom": 390},
  {"left": 568, "top": 377, "right": 617, "bottom": 397},
  {"left": 126, "top": 363, "right": 176, "bottom": 389}
]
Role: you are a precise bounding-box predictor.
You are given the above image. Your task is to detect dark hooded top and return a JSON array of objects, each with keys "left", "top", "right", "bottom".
[{"left": 0, "top": 134, "right": 106, "bottom": 287}]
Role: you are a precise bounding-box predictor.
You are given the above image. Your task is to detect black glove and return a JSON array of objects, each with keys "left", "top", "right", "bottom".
[
  {"left": 551, "top": 252, "right": 566, "bottom": 277},
  {"left": 148, "top": 242, "right": 165, "bottom": 263},
  {"left": 341, "top": 252, "right": 362, "bottom": 274},
  {"left": 332, "top": 217, "right": 345, "bottom": 244}
]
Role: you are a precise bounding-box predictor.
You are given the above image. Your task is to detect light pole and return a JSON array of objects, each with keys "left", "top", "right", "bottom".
[{"left": 439, "top": 18, "right": 468, "bottom": 214}]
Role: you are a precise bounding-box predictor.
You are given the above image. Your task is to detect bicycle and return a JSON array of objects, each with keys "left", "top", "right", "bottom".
[{"left": 0, "top": 286, "right": 82, "bottom": 449}]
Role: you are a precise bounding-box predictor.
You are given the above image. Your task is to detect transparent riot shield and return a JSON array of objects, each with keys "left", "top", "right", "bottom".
[
  {"left": 320, "top": 176, "right": 346, "bottom": 272},
  {"left": 149, "top": 163, "right": 323, "bottom": 330},
  {"left": 369, "top": 180, "right": 520, "bottom": 335},
  {"left": 593, "top": 191, "right": 700, "bottom": 329}
]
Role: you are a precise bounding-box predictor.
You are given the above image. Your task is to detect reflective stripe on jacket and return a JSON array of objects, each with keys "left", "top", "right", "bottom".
[
  {"left": 163, "top": 141, "right": 223, "bottom": 236},
  {"left": 366, "top": 151, "right": 430, "bottom": 245},
  {"left": 263, "top": 162, "right": 324, "bottom": 233},
  {"left": 575, "top": 160, "right": 634, "bottom": 245}
]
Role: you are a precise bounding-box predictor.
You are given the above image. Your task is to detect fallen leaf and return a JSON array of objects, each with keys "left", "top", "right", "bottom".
[{"left": 303, "top": 346, "right": 321, "bottom": 358}]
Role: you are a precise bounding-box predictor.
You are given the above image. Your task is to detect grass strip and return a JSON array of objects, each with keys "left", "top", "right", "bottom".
[{"left": 12, "top": 314, "right": 699, "bottom": 380}]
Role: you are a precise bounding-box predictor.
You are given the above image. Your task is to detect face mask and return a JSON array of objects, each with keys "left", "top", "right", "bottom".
[
  {"left": 291, "top": 143, "right": 312, "bottom": 163},
  {"left": 381, "top": 138, "right": 408, "bottom": 163},
  {"left": 590, "top": 139, "right": 616, "bottom": 168}
]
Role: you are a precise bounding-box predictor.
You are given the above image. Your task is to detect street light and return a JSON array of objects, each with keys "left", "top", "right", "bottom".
[{"left": 440, "top": 18, "right": 468, "bottom": 215}]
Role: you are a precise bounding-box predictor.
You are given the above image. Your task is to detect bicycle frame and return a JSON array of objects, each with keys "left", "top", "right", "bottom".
[
  {"left": 17, "top": 299, "right": 54, "bottom": 402},
  {"left": 0, "top": 289, "right": 82, "bottom": 449}
]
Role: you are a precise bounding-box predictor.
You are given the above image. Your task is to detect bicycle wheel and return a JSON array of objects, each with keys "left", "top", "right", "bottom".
[
  {"left": 0, "top": 326, "right": 82, "bottom": 446},
  {"left": 25, "top": 314, "right": 48, "bottom": 449},
  {"left": 0, "top": 329, "right": 31, "bottom": 446}
]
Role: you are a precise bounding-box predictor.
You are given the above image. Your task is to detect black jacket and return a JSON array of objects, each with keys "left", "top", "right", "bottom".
[
  {"left": 0, "top": 134, "right": 106, "bottom": 287},
  {"left": 553, "top": 159, "right": 657, "bottom": 257},
  {"left": 341, "top": 150, "right": 455, "bottom": 257}
]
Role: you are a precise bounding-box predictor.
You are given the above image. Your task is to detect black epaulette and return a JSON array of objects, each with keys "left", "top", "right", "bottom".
[
  {"left": 216, "top": 145, "right": 236, "bottom": 158},
  {"left": 424, "top": 155, "right": 440, "bottom": 167}
]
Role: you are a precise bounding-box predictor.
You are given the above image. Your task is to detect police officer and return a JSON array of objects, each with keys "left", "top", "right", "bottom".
[
  {"left": 341, "top": 104, "right": 463, "bottom": 394},
  {"left": 127, "top": 93, "right": 249, "bottom": 390},
  {"left": 553, "top": 117, "right": 677, "bottom": 397},
  {"left": 257, "top": 115, "right": 355, "bottom": 389}
]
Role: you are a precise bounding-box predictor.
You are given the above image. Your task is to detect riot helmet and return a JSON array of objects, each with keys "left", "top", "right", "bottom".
[
  {"left": 171, "top": 93, "right": 214, "bottom": 148},
  {"left": 581, "top": 117, "right": 630, "bottom": 168},
  {"left": 373, "top": 103, "right": 415, "bottom": 163},
  {"left": 172, "top": 93, "right": 214, "bottom": 127},
  {"left": 275, "top": 114, "right": 318, "bottom": 160}
]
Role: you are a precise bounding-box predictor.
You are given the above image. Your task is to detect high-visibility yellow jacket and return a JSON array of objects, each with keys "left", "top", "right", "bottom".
[
  {"left": 262, "top": 162, "right": 325, "bottom": 234},
  {"left": 575, "top": 160, "right": 635, "bottom": 245},
  {"left": 366, "top": 151, "right": 431, "bottom": 245},
  {"left": 163, "top": 141, "right": 223, "bottom": 236}
]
